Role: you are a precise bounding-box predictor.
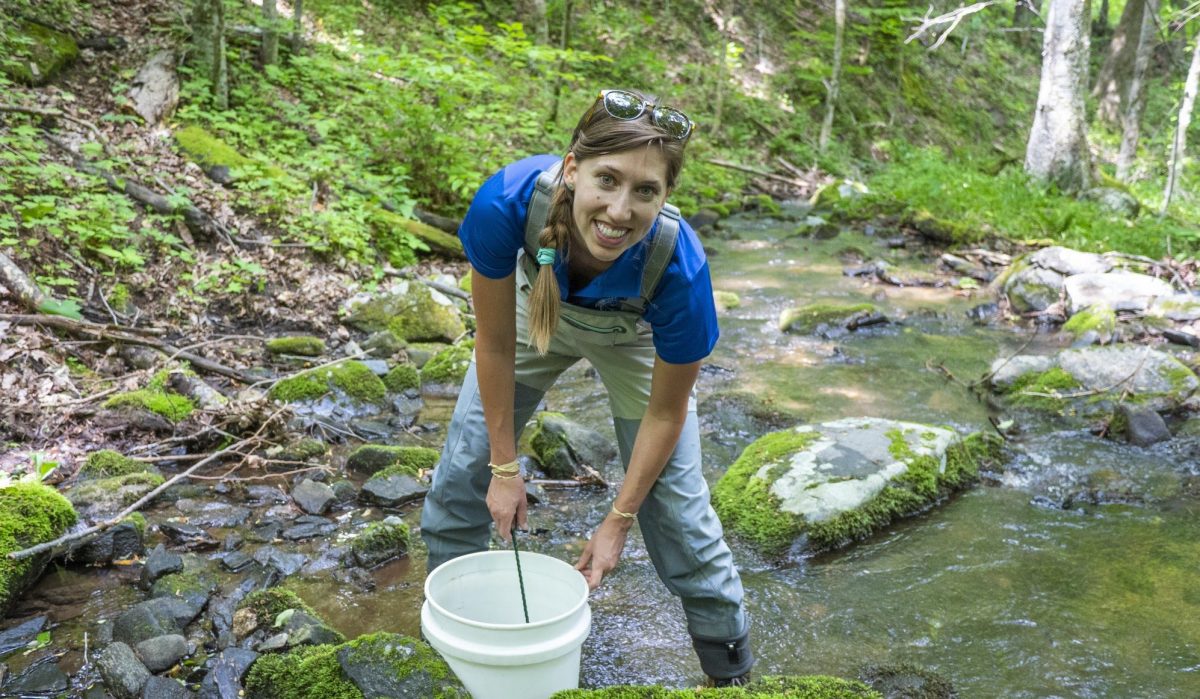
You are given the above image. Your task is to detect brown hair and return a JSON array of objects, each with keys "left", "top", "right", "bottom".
[{"left": 526, "top": 90, "right": 688, "bottom": 354}]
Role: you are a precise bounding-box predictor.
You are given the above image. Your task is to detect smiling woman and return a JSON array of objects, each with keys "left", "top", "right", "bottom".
[{"left": 417, "top": 89, "right": 755, "bottom": 687}]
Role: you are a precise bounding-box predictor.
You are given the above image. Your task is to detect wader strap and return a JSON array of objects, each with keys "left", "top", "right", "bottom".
[{"left": 523, "top": 159, "right": 681, "bottom": 313}]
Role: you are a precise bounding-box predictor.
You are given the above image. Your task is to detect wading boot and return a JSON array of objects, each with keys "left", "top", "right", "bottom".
[{"left": 692, "top": 631, "right": 754, "bottom": 688}]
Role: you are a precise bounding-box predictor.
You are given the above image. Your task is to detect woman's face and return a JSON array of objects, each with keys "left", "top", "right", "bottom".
[{"left": 562, "top": 147, "right": 670, "bottom": 274}]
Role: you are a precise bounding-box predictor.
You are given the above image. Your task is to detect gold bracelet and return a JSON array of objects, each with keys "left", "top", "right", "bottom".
[
  {"left": 488, "top": 460, "right": 520, "bottom": 474},
  {"left": 610, "top": 504, "right": 637, "bottom": 519},
  {"left": 491, "top": 471, "right": 522, "bottom": 480}
]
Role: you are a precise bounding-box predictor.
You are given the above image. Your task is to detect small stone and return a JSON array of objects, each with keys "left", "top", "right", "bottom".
[
  {"left": 255, "top": 632, "right": 289, "bottom": 652},
  {"left": 221, "top": 551, "right": 254, "bottom": 572},
  {"left": 158, "top": 522, "right": 218, "bottom": 550},
  {"left": 331, "top": 480, "right": 358, "bottom": 503},
  {"left": 97, "top": 642, "right": 150, "bottom": 699},
  {"left": 141, "top": 675, "right": 194, "bottom": 699},
  {"left": 222, "top": 532, "right": 243, "bottom": 551},
  {"left": 134, "top": 633, "right": 188, "bottom": 673},
  {"left": 291, "top": 479, "right": 336, "bottom": 515},
  {"left": 248, "top": 520, "right": 283, "bottom": 542},
  {"left": 360, "top": 473, "right": 427, "bottom": 507},
  {"left": 252, "top": 546, "right": 307, "bottom": 577},
  {"left": 1120, "top": 405, "right": 1172, "bottom": 447},
  {"left": 281, "top": 515, "right": 337, "bottom": 541},
  {"left": 140, "top": 544, "right": 183, "bottom": 587},
  {"left": 232, "top": 607, "right": 258, "bottom": 639},
  {"left": 281, "top": 610, "right": 342, "bottom": 647}
]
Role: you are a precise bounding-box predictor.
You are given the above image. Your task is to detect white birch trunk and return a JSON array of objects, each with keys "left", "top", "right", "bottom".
[
  {"left": 819, "top": 0, "right": 845, "bottom": 153},
  {"left": 1162, "top": 34, "right": 1200, "bottom": 214},
  {"left": 1025, "top": 0, "right": 1092, "bottom": 193},
  {"left": 1115, "top": 0, "right": 1157, "bottom": 181}
]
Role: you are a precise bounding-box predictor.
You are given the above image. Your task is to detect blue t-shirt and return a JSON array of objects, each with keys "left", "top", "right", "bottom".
[{"left": 459, "top": 154, "right": 719, "bottom": 364}]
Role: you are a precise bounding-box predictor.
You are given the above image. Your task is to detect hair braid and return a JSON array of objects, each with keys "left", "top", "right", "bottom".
[{"left": 526, "top": 183, "right": 573, "bottom": 354}]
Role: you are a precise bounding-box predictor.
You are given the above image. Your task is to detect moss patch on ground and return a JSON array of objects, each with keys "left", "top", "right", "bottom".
[
  {"left": 551, "top": 675, "right": 880, "bottom": 698},
  {"left": 346, "top": 445, "right": 439, "bottom": 475},
  {"left": 78, "top": 450, "right": 146, "bottom": 479},
  {"left": 1000, "top": 366, "right": 1084, "bottom": 412},
  {"left": 383, "top": 363, "right": 420, "bottom": 393},
  {"left": 238, "top": 587, "right": 321, "bottom": 629},
  {"left": 779, "top": 303, "right": 877, "bottom": 334},
  {"left": 103, "top": 389, "right": 195, "bottom": 422},
  {"left": 0, "top": 21, "right": 79, "bottom": 85},
  {"left": 420, "top": 340, "right": 474, "bottom": 385},
  {"left": 348, "top": 519, "right": 410, "bottom": 566},
  {"left": 269, "top": 361, "right": 387, "bottom": 404},
  {"left": 244, "top": 633, "right": 463, "bottom": 699},
  {"left": 0, "top": 482, "right": 77, "bottom": 614},
  {"left": 266, "top": 336, "right": 327, "bottom": 357}
]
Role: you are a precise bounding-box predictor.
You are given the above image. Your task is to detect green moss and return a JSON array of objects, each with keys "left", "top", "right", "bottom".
[
  {"left": 779, "top": 303, "right": 877, "bottom": 334},
  {"left": 79, "top": 450, "right": 147, "bottom": 479},
  {"left": 712, "top": 429, "right": 822, "bottom": 555},
  {"left": 420, "top": 340, "right": 474, "bottom": 385},
  {"left": 123, "top": 512, "right": 147, "bottom": 536},
  {"left": 458, "top": 275, "right": 472, "bottom": 294},
  {"left": 1001, "top": 367, "right": 1084, "bottom": 412},
  {"left": 175, "top": 125, "right": 254, "bottom": 172},
  {"left": 1062, "top": 306, "right": 1116, "bottom": 338},
  {"left": 68, "top": 472, "right": 165, "bottom": 511},
  {"left": 383, "top": 363, "right": 420, "bottom": 393},
  {"left": 108, "top": 283, "right": 131, "bottom": 311},
  {"left": 346, "top": 445, "right": 439, "bottom": 475},
  {"left": 714, "top": 290, "right": 741, "bottom": 312},
  {"left": 269, "top": 361, "right": 387, "bottom": 404},
  {"left": 0, "top": 21, "right": 79, "bottom": 85},
  {"left": 1161, "top": 363, "right": 1198, "bottom": 398},
  {"left": 266, "top": 336, "right": 327, "bottom": 357},
  {"left": 278, "top": 438, "right": 329, "bottom": 462},
  {"left": 551, "top": 675, "right": 880, "bottom": 698},
  {"left": 903, "top": 209, "right": 975, "bottom": 244},
  {"left": 151, "top": 570, "right": 212, "bottom": 602},
  {"left": 245, "top": 644, "right": 361, "bottom": 699},
  {"left": 238, "top": 588, "right": 320, "bottom": 629},
  {"left": 103, "top": 389, "right": 195, "bottom": 422},
  {"left": 346, "top": 281, "right": 467, "bottom": 344},
  {"left": 349, "top": 520, "right": 410, "bottom": 564},
  {"left": 0, "top": 482, "right": 77, "bottom": 613},
  {"left": 742, "top": 193, "right": 783, "bottom": 216}
]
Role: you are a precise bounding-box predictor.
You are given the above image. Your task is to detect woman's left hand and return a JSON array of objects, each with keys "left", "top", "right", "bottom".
[{"left": 574, "top": 514, "right": 634, "bottom": 590}]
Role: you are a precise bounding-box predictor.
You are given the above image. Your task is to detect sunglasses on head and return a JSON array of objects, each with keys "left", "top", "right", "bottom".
[{"left": 600, "top": 89, "right": 695, "bottom": 141}]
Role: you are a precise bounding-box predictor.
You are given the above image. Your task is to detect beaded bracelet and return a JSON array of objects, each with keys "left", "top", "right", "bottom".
[{"left": 610, "top": 504, "right": 637, "bottom": 520}]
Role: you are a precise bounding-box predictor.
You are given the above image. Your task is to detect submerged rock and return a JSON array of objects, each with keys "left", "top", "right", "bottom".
[
  {"left": 0, "top": 615, "right": 48, "bottom": 656},
  {"left": 778, "top": 302, "right": 883, "bottom": 335},
  {"left": 712, "top": 417, "right": 1001, "bottom": 555},
  {"left": 528, "top": 411, "right": 618, "bottom": 479},
  {"left": 347, "top": 516, "right": 410, "bottom": 568},
  {"left": 4, "top": 660, "right": 69, "bottom": 694}
]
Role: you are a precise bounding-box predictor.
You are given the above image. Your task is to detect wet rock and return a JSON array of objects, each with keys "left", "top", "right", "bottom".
[
  {"left": 347, "top": 516, "right": 409, "bottom": 568},
  {"left": 73, "top": 520, "right": 144, "bottom": 565},
  {"left": 860, "top": 662, "right": 958, "bottom": 699},
  {"left": 687, "top": 209, "right": 722, "bottom": 231},
  {"left": 141, "top": 544, "right": 183, "bottom": 586},
  {"left": 252, "top": 547, "right": 307, "bottom": 577},
  {"left": 698, "top": 391, "right": 799, "bottom": 443},
  {"left": 134, "top": 634, "right": 188, "bottom": 673},
  {"left": 0, "top": 615, "right": 47, "bottom": 656},
  {"left": 4, "top": 660, "right": 68, "bottom": 694},
  {"left": 987, "top": 355, "right": 1056, "bottom": 388},
  {"left": 280, "top": 609, "right": 343, "bottom": 647},
  {"left": 141, "top": 675, "right": 195, "bottom": 699},
  {"left": 778, "top": 302, "right": 883, "bottom": 335},
  {"left": 173, "top": 500, "right": 252, "bottom": 528},
  {"left": 244, "top": 485, "right": 290, "bottom": 504},
  {"left": 360, "top": 473, "right": 427, "bottom": 507},
  {"left": 346, "top": 444, "right": 440, "bottom": 476},
  {"left": 967, "top": 302, "right": 1000, "bottom": 325},
  {"left": 1004, "top": 266, "right": 1064, "bottom": 313},
  {"left": 291, "top": 479, "right": 336, "bottom": 515},
  {"left": 1162, "top": 328, "right": 1200, "bottom": 348},
  {"left": 248, "top": 520, "right": 283, "bottom": 543},
  {"left": 331, "top": 480, "right": 358, "bottom": 504},
  {"left": 112, "top": 603, "right": 182, "bottom": 646},
  {"left": 158, "top": 522, "right": 218, "bottom": 550},
  {"left": 256, "top": 632, "right": 289, "bottom": 652},
  {"left": 1120, "top": 405, "right": 1172, "bottom": 447},
  {"left": 1064, "top": 271, "right": 1173, "bottom": 315},
  {"left": 528, "top": 411, "right": 618, "bottom": 479},
  {"left": 1028, "top": 246, "right": 1112, "bottom": 276},
  {"left": 97, "top": 642, "right": 150, "bottom": 699},
  {"left": 344, "top": 280, "right": 466, "bottom": 343},
  {"left": 223, "top": 533, "right": 243, "bottom": 551},
  {"left": 712, "top": 417, "right": 1001, "bottom": 555},
  {"left": 337, "top": 633, "right": 465, "bottom": 699},
  {"left": 281, "top": 515, "right": 337, "bottom": 541},
  {"left": 221, "top": 551, "right": 254, "bottom": 572},
  {"left": 197, "top": 648, "right": 258, "bottom": 699}
]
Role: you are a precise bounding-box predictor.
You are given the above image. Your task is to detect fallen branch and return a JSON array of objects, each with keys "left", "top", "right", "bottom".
[
  {"left": 703, "top": 159, "right": 807, "bottom": 188},
  {"left": 905, "top": 1, "right": 998, "bottom": 51},
  {"left": 0, "top": 313, "right": 259, "bottom": 383},
  {"left": 8, "top": 435, "right": 259, "bottom": 561},
  {"left": 0, "top": 251, "right": 47, "bottom": 312}
]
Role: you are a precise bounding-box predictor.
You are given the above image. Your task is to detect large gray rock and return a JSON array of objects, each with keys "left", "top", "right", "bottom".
[
  {"left": 360, "top": 473, "right": 427, "bottom": 507},
  {"left": 987, "top": 355, "right": 1056, "bottom": 388},
  {"left": 112, "top": 602, "right": 182, "bottom": 646},
  {"left": 336, "top": 633, "right": 465, "bottom": 699},
  {"left": 4, "top": 660, "right": 69, "bottom": 695},
  {"left": 140, "top": 544, "right": 183, "bottom": 586},
  {"left": 1004, "top": 267, "right": 1065, "bottom": 313},
  {"left": 1028, "top": 246, "right": 1113, "bottom": 276},
  {"left": 1064, "top": 271, "right": 1174, "bottom": 315},
  {"left": 97, "top": 642, "right": 151, "bottom": 699},
  {"left": 72, "top": 521, "right": 144, "bottom": 565},
  {"left": 1119, "top": 405, "right": 1172, "bottom": 447},
  {"left": 134, "top": 633, "right": 188, "bottom": 673},
  {"left": 343, "top": 280, "right": 466, "bottom": 343},
  {"left": 291, "top": 479, "right": 336, "bottom": 515}
]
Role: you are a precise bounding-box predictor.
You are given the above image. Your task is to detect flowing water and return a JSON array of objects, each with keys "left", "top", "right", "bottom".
[{"left": 12, "top": 211, "right": 1200, "bottom": 697}]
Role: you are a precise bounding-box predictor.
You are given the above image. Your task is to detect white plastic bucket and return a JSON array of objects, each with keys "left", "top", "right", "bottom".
[{"left": 421, "top": 550, "right": 591, "bottom": 699}]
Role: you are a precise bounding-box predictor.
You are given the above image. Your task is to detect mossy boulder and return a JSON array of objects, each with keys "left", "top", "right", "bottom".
[
  {"left": 79, "top": 450, "right": 147, "bottom": 479},
  {"left": 0, "top": 482, "right": 77, "bottom": 615},
  {"left": 266, "top": 336, "right": 327, "bottom": 357},
  {"left": 346, "top": 445, "right": 439, "bottom": 476},
  {"left": 344, "top": 281, "right": 466, "bottom": 344},
  {"left": 237, "top": 588, "right": 321, "bottom": 632},
  {"left": 552, "top": 675, "right": 880, "bottom": 698},
  {"left": 1062, "top": 304, "right": 1116, "bottom": 340},
  {"left": 712, "top": 417, "right": 1002, "bottom": 556},
  {"left": 528, "top": 411, "right": 618, "bottom": 479},
  {"left": 383, "top": 363, "right": 420, "bottom": 393},
  {"left": 420, "top": 340, "right": 474, "bottom": 388},
  {"left": 68, "top": 470, "right": 164, "bottom": 519},
  {"left": 1064, "top": 271, "right": 1174, "bottom": 316},
  {"left": 269, "top": 361, "right": 387, "bottom": 405},
  {"left": 714, "top": 290, "right": 741, "bottom": 313},
  {"left": 103, "top": 387, "right": 195, "bottom": 423},
  {"left": 903, "top": 209, "right": 974, "bottom": 244},
  {"left": 244, "top": 633, "right": 465, "bottom": 699},
  {"left": 989, "top": 346, "right": 1199, "bottom": 416},
  {"left": 778, "top": 303, "right": 878, "bottom": 334},
  {"left": 1002, "top": 265, "right": 1064, "bottom": 314},
  {"left": 347, "top": 517, "right": 409, "bottom": 568},
  {"left": 0, "top": 21, "right": 79, "bottom": 85}
]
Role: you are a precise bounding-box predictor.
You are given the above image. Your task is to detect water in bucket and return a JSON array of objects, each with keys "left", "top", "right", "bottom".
[{"left": 421, "top": 550, "right": 592, "bottom": 699}]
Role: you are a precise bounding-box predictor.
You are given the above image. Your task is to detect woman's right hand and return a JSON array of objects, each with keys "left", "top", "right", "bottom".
[{"left": 486, "top": 474, "right": 528, "bottom": 542}]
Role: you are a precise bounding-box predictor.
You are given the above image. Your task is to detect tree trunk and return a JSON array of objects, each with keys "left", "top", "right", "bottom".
[
  {"left": 1025, "top": 0, "right": 1092, "bottom": 193},
  {"left": 1093, "top": 0, "right": 1146, "bottom": 126},
  {"left": 1096, "top": 0, "right": 1110, "bottom": 35},
  {"left": 291, "top": 0, "right": 303, "bottom": 55},
  {"left": 190, "top": 0, "right": 215, "bottom": 77},
  {"left": 1115, "top": 0, "right": 1158, "bottom": 181},
  {"left": 212, "top": 0, "right": 228, "bottom": 109},
  {"left": 1162, "top": 33, "right": 1200, "bottom": 214},
  {"left": 261, "top": 0, "right": 278, "bottom": 66},
  {"left": 819, "top": 0, "right": 846, "bottom": 153},
  {"left": 548, "top": 0, "right": 572, "bottom": 125},
  {"left": 519, "top": 0, "right": 549, "bottom": 44}
]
